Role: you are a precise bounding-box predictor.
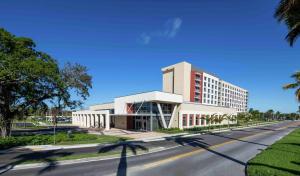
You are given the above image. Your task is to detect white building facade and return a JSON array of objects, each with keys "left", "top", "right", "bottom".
[{"left": 72, "top": 61, "right": 248, "bottom": 131}]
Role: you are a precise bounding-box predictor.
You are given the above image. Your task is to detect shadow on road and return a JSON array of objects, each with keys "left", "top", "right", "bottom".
[
  {"left": 98, "top": 139, "right": 148, "bottom": 176},
  {"left": 0, "top": 150, "right": 73, "bottom": 175},
  {"left": 165, "top": 136, "right": 246, "bottom": 166},
  {"left": 209, "top": 133, "right": 269, "bottom": 147}
]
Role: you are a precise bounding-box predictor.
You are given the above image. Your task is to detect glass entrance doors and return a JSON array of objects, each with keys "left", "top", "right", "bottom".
[{"left": 134, "top": 116, "right": 150, "bottom": 131}]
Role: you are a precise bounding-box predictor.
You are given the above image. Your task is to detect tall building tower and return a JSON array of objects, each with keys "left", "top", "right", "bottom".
[{"left": 162, "top": 61, "right": 248, "bottom": 112}]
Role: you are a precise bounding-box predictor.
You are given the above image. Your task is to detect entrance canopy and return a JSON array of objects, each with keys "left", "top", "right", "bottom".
[{"left": 114, "top": 91, "right": 183, "bottom": 114}]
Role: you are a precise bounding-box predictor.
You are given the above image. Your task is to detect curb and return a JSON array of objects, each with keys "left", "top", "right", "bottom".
[{"left": 1, "top": 146, "right": 169, "bottom": 172}]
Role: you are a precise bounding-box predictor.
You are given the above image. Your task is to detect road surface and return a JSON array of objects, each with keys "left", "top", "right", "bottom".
[{"left": 1, "top": 121, "right": 299, "bottom": 176}]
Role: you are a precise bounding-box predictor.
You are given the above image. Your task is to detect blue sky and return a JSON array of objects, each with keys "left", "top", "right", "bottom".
[{"left": 1, "top": 0, "right": 299, "bottom": 112}]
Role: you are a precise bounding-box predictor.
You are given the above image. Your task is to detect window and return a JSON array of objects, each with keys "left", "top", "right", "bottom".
[
  {"left": 201, "top": 115, "right": 205, "bottom": 125},
  {"left": 196, "top": 114, "right": 200, "bottom": 125},
  {"left": 189, "top": 114, "right": 194, "bottom": 126},
  {"left": 208, "top": 78, "right": 210, "bottom": 82},
  {"left": 183, "top": 114, "right": 187, "bottom": 126},
  {"left": 204, "top": 77, "right": 207, "bottom": 80}
]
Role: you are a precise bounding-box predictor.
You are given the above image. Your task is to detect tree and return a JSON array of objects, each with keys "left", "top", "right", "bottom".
[
  {"left": 283, "top": 71, "right": 300, "bottom": 102},
  {"left": 0, "top": 28, "right": 92, "bottom": 137},
  {"left": 274, "top": 0, "right": 300, "bottom": 46},
  {"left": 275, "top": 111, "right": 281, "bottom": 120},
  {"left": 216, "top": 114, "right": 226, "bottom": 131},
  {"left": 205, "top": 114, "right": 215, "bottom": 132},
  {"left": 225, "top": 114, "right": 236, "bottom": 129},
  {"left": 265, "top": 109, "right": 275, "bottom": 121}
]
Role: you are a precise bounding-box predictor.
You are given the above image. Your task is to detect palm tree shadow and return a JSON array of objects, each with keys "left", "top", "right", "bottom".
[
  {"left": 98, "top": 139, "right": 148, "bottom": 176},
  {"left": 166, "top": 137, "right": 246, "bottom": 166},
  {"left": 209, "top": 133, "right": 269, "bottom": 147},
  {"left": 0, "top": 150, "right": 73, "bottom": 175}
]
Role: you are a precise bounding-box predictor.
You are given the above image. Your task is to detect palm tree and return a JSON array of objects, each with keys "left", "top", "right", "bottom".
[
  {"left": 275, "top": 111, "right": 281, "bottom": 120},
  {"left": 230, "top": 115, "right": 237, "bottom": 128},
  {"left": 274, "top": 0, "right": 300, "bottom": 46},
  {"left": 265, "top": 109, "right": 275, "bottom": 121},
  {"left": 217, "top": 114, "right": 226, "bottom": 131},
  {"left": 283, "top": 71, "right": 300, "bottom": 102},
  {"left": 205, "top": 114, "right": 216, "bottom": 132},
  {"left": 225, "top": 114, "right": 235, "bottom": 129},
  {"left": 205, "top": 115, "right": 212, "bottom": 132}
]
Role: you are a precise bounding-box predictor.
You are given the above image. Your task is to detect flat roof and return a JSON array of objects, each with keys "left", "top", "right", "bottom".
[{"left": 114, "top": 90, "right": 182, "bottom": 98}]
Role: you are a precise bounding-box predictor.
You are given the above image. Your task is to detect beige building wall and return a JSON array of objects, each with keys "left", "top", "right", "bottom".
[
  {"left": 114, "top": 116, "right": 127, "bottom": 129},
  {"left": 169, "top": 106, "right": 180, "bottom": 128},
  {"left": 162, "top": 61, "right": 192, "bottom": 102},
  {"left": 162, "top": 69, "right": 174, "bottom": 93},
  {"left": 177, "top": 103, "right": 237, "bottom": 129}
]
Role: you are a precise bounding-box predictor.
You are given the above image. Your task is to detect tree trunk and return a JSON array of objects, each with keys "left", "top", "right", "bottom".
[{"left": 1, "top": 120, "right": 12, "bottom": 138}]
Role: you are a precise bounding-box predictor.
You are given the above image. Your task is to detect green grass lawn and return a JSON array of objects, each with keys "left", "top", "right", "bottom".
[
  {"left": 247, "top": 128, "right": 300, "bottom": 176},
  {"left": 21, "top": 148, "right": 152, "bottom": 164},
  {"left": 0, "top": 132, "right": 130, "bottom": 150}
]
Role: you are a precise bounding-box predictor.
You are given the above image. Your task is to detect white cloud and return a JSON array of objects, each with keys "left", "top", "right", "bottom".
[
  {"left": 140, "top": 33, "right": 151, "bottom": 45},
  {"left": 139, "top": 17, "right": 183, "bottom": 45},
  {"left": 163, "top": 17, "right": 182, "bottom": 38}
]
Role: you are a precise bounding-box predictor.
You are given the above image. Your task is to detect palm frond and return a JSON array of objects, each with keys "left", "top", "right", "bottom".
[
  {"left": 283, "top": 83, "right": 299, "bottom": 89},
  {"left": 275, "top": 0, "right": 297, "bottom": 22},
  {"left": 296, "top": 88, "right": 300, "bottom": 102},
  {"left": 286, "top": 22, "right": 300, "bottom": 46},
  {"left": 291, "top": 71, "right": 300, "bottom": 80}
]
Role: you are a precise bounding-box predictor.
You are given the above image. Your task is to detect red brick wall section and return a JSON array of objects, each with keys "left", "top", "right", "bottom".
[
  {"left": 190, "top": 70, "right": 196, "bottom": 102},
  {"left": 199, "top": 72, "right": 203, "bottom": 103},
  {"left": 127, "top": 116, "right": 134, "bottom": 129}
]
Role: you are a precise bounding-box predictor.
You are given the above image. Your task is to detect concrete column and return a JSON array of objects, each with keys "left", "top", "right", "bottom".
[
  {"left": 84, "top": 114, "right": 88, "bottom": 127},
  {"left": 88, "top": 114, "right": 91, "bottom": 128},
  {"left": 98, "top": 114, "right": 104, "bottom": 128},
  {"left": 187, "top": 114, "right": 190, "bottom": 128},
  {"left": 157, "top": 103, "right": 167, "bottom": 128},
  {"left": 105, "top": 113, "right": 110, "bottom": 130},
  {"left": 92, "top": 114, "right": 95, "bottom": 128},
  {"left": 179, "top": 112, "right": 183, "bottom": 129}
]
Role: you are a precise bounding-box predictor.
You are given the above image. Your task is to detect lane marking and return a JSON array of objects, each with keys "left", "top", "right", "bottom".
[{"left": 142, "top": 124, "right": 295, "bottom": 169}]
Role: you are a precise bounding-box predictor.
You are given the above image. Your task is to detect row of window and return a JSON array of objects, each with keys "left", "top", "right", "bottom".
[{"left": 182, "top": 114, "right": 230, "bottom": 127}]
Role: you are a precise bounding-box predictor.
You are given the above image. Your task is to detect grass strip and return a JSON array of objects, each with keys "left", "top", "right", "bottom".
[{"left": 247, "top": 128, "right": 300, "bottom": 176}]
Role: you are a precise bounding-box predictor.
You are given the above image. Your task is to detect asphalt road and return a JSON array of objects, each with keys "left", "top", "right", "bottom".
[{"left": 1, "top": 121, "right": 299, "bottom": 176}]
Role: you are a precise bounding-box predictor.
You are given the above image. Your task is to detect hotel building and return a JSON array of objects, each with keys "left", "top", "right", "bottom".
[{"left": 72, "top": 61, "right": 248, "bottom": 131}]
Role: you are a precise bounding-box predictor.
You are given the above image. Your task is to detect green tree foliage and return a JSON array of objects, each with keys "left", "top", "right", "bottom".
[
  {"left": 0, "top": 28, "right": 92, "bottom": 137},
  {"left": 274, "top": 0, "right": 300, "bottom": 46}
]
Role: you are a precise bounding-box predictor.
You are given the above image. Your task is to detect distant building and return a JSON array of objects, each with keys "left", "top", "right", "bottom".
[{"left": 72, "top": 61, "right": 248, "bottom": 131}]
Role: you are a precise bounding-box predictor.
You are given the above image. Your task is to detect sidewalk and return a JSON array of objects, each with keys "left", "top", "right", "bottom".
[{"left": 17, "top": 121, "right": 281, "bottom": 151}]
